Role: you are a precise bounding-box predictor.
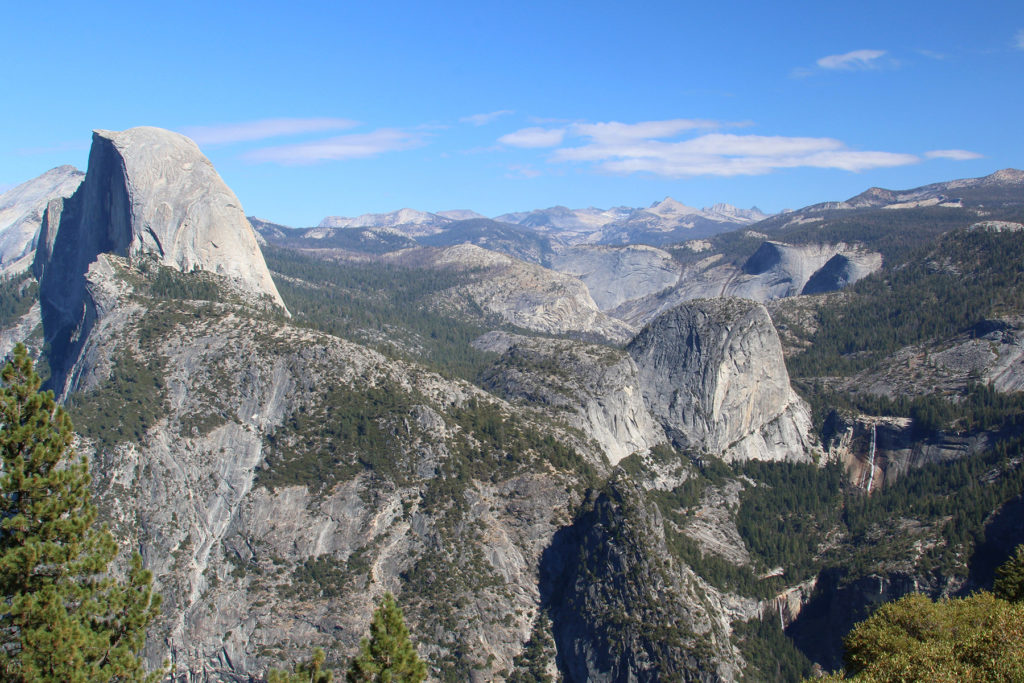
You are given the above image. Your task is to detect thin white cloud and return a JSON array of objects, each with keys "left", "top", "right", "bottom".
[
  {"left": 244, "top": 129, "right": 426, "bottom": 165},
  {"left": 925, "top": 149, "right": 984, "bottom": 160},
  {"left": 461, "top": 110, "right": 514, "bottom": 126},
  {"left": 183, "top": 118, "right": 359, "bottom": 146},
  {"left": 571, "top": 119, "right": 724, "bottom": 142},
  {"left": 548, "top": 122, "right": 922, "bottom": 177},
  {"left": 1016, "top": 29, "right": 1024, "bottom": 50},
  {"left": 498, "top": 127, "right": 566, "bottom": 148},
  {"left": 817, "top": 49, "right": 887, "bottom": 70}
]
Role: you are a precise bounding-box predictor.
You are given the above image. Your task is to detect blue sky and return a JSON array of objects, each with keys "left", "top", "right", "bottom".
[{"left": 2, "top": 1, "right": 1022, "bottom": 226}]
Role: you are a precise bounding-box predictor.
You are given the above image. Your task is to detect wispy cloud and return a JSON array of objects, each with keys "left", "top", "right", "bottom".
[
  {"left": 244, "top": 129, "right": 426, "bottom": 165},
  {"left": 531, "top": 118, "right": 939, "bottom": 177},
  {"left": 183, "top": 118, "right": 359, "bottom": 146},
  {"left": 498, "top": 127, "right": 567, "bottom": 148},
  {"left": 571, "top": 119, "right": 727, "bottom": 142},
  {"left": 1016, "top": 29, "right": 1024, "bottom": 50},
  {"left": 793, "top": 49, "right": 889, "bottom": 77},
  {"left": 554, "top": 133, "right": 917, "bottom": 176},
  {"left": 498, "top": 119, "right": 744, "bottom": 150},
  {"left": 925, "top": 149, "right": 984, "bottom": 160},
  {"left": 817, "top": 49, "right": 887, "bottom": 70},
  {"left": 460, "top": 110, "right": 514, "bottom": 126}
]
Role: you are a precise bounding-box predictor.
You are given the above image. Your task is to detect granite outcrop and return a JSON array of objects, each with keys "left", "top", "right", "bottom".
[{"left": 628, "top": 298, "right": 815, "bottom": 462}]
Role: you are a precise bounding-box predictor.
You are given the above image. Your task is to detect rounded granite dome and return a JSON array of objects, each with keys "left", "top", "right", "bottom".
[{"left": 86, "top": 127, "right": 284, "bottom": 309}]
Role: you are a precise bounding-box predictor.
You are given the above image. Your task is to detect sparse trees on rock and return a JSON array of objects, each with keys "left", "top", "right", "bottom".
[
  {"left": 508, "top": 611, "right": 556, "bottom": 683},
  {"left": 0, "top": 344, "right": 162, "bottom": 682}
]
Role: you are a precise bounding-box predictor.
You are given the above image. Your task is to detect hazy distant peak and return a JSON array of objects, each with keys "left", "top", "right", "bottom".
[
  {"left": 0, "top": 165, "right": 84, "bottom": 275},
  {"left": 436, "top": 209, "right": 487, "bottom": 221},
  {"left": 0, "top": 165, "right": 83, "bottom": 211},
  {"left": 494, "top": 205, "right": 627, "bottom": 232},
  {"left": 318, "top": 208, "right": 452, "bottom": 231},
  {"left": 984, "top": 168, "right": 1024, "bottom": 184},
  {"left": 349, "top": 208, "right": 444, "bottom": 227},
  {"left": 646, "top": 197, "right": 700, "bottom": 216},
  {"left": 702, "top": 203, "right": 770, "bottom": 221},
  {"left": 318, "top": 215, "right": 353, "bottom": 228}
]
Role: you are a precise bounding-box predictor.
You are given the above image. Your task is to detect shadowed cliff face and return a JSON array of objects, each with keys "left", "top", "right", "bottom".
[
  {"left": 34, "top": 134, "right": 133, "bottom": 394},
  {"left": 786, "top": 570, "right": 926, "bottom": 671},
  {"left": 33, "top": 127, "right": 285, "bottom": 396},
  {"left": 541, "top": 480, "right": 737, "bottom": 683},
  {"left": 967, "top": 494, "right": 1024, "bottom": 592}
]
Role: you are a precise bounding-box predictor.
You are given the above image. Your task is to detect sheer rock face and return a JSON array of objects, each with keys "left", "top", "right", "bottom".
[
  {"left": 628, "top": 298, "right": 814, "bottom": 462},
  {"left": 33, "top": 127, "right": 285, "bottom": 395},
  {"left": 38, "top": 127, "right": 282, "bottom": 305}
]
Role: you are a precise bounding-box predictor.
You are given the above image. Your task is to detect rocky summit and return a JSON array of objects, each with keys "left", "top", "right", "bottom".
[
  {"left": 33, "top": 126, "right": 286, "bottom": 397},
  {"left": 628, "top": 298, "right": 815, "bottom": 463}
]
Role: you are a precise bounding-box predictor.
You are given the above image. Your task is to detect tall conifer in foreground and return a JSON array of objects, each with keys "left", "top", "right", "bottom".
[
  {"left": 346, "top": 592, "right": 426, "bottom": 683},
  {"left": 0, "top": 343, "right": 162, "bottom": 682}
]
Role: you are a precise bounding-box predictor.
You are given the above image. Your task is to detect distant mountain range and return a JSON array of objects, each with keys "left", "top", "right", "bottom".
[{"left": 314, "top": 198, "right": 770, "bottom": 247}]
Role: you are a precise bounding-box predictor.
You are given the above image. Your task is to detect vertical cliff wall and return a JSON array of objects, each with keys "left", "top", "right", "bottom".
[{"left": 33, "top": 127, "right": 285, "bottom": 395}]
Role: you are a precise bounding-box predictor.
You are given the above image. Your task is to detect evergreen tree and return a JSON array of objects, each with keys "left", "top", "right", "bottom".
[
  {"left": 0, "top": 344, "right": 162, "bottom": 682},
  {"left": 994, "top": 544, "right": 1024, "bottom": 603},
  {"left": 267, "top": 647, "right": 333, "bottom": 683},
  {"left": 346, "top": 593, "right": 426, "bottom": 683}
]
